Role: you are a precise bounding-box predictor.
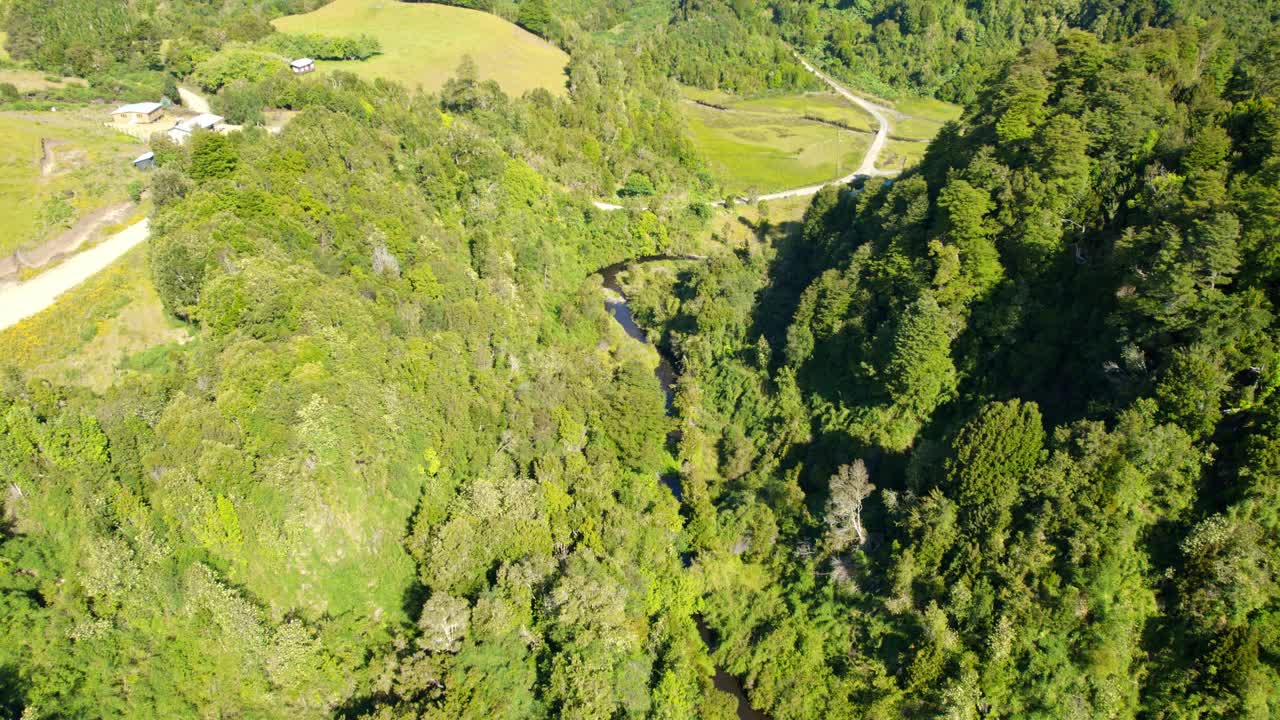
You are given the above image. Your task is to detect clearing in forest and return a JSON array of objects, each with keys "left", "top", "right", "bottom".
[
  {"left": 680, "top": 89, "right": 872, "bottom": 196},
  {"left": 272, "top": 0, "right": 569, "bottom": 97},
  {"left": 680, "top": 85, "right": 960, "bottom": 194},
  {"left": 0, "top": 111, "right": 146, "bottom": 262}
]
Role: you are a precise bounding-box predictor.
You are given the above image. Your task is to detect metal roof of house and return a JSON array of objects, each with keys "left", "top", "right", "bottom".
[
  {"left": 173, "top": 113, "right": 224, "bottom": 132},
  {"left": 133, "top": 152, "right": 155, "bottom": 163},
  {"left": 290, "top": 58, "right": 315, "bottom": 68},
  {"left": 189, "top": 113, "right": 223, "bottom": 128},
  {"left": 113, "top": 102, "right": 163, "bottom": 115}
]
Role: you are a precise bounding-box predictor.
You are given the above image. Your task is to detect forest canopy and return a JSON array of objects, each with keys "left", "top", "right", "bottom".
[{"left": 1, "top": 0, "right": 1280, "bottom": 718}]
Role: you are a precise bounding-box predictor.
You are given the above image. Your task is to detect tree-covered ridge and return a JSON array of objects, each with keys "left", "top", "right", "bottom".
[
  {"left": 528, "top": 0, "right": 1278, "bottom": 103},
  {"left": 771, "top": 0, "right": 1280, "bottom": 103},
  {"left": 0, "top": 67, "right": 736, "bottom": 717},
  {"left": 0, "top": 0, "right": 334, "bottom": 102},
  {"left": 627, "top": 23, "right": 1280, "bottom": 719},
  {"left": 639, "top": 0, "right": 818, "bottom": 95},
  {"left": 1, "top": 0, "right": 320, "bottom": 76},
  {"left": 438, "top": 38, "right": 712, "bottom": 200}
]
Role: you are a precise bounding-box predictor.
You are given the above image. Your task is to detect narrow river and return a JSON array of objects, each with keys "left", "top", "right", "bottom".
[{"left": 599, "top": 258, "right": 770, "bottom": 720}]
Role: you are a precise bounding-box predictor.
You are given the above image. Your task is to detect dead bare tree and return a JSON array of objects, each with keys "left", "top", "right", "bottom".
[{"left": 825, "top": 460, "right": 875, "bottom": 549}]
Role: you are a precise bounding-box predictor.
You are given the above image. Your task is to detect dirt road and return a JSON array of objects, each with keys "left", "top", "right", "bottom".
[
  {"left": 792, "top": 54, "right": 896, "bottom": 178},
  {"left": 177, "top": 86, "right": 211, "bottom": 114},
  {"left": 0, "top": 219, "right": 150, "bottom": 332},
  {"left": 597, "top": 55, "right": 897, "bottom": 211},
  {"left": 1, "top": 63, "right": 889, "bottom": 327}
]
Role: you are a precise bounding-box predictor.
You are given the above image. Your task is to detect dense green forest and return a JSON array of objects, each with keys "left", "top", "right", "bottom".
[
  {"left": 427, "top": 0, "right": 1278, "bottom": 103},
  {"left": 625, "top": 20, "right": 1280, "bottom": 720},
  {"left": 771, "top": 0, "right": 1280, "bottom": 102},
  {"left": 3, "top": 0, "right": 1280, "bottom": 718},
  {"left": 0, "top": 0, "right": 335, "bottom": 100},
  {"left": 0, "top": 57, "right": 727, "bottom": 718}
]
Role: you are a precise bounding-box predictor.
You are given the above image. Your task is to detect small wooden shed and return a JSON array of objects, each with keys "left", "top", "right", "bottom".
[{"left": 290, "top": 58, "right": 316, "bottom": 75}]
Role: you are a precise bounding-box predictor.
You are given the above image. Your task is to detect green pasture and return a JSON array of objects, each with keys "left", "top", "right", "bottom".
[
  {"left": 273, "top": 0, "right": 570, "bottom": 96},
  {"left": 682, "top": 102, "right": 869, "bottom": 196},
  {"left": 0, "top": 111, "right": 145, "bottom": 257}
]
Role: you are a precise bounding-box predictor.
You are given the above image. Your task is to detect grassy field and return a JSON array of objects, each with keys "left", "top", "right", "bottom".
[
  {"left": 705, "top": 193, "right": 812, "bottom": 252},
  {"left": 681, "top": 98, "right": 870, "bottom": 196},
  {"left": 891, "top": 95, "right": 964, "bottom": 123},
  {"left": 733, "top": 93, "right": 878, "bottom": 133},
  {"left": 273, "top": 0, "right": 569, "bottom": 96},
  {"left": 881, "top": 138, "right": 931, "bottom": 171},
  {"left": 684, "top": 86, "right": 878, "bottom": 132},
  {"left": 893, "top": 115, "right": 948, "bottom": 141},
  {"left": 0, "top": 246, "right": 190, "bottom": 391},
  {"left": 679, "top": 83, "right": 960, "bottom": 191},
  {"left": 0, "top": 110, "right": 146, "bottom": 258}
]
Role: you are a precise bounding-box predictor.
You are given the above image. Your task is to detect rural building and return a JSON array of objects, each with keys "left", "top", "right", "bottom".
[
  {"left": 291, "top": 58, "right": 316, "bottom": 75},
  {"left": 166, "top": 113, "right": 226, "bottom": 145},
  {"left": 188, "top": 113, "right": 224, "bottom": 130},
  {"left": 133, "top": 152, "right": 156, "bottom": 171},
  {"left": 112, "top": 102, "right": 163, "bottom": 124}
]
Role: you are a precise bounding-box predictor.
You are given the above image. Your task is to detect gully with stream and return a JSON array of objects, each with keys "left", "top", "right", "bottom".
[{"left": 599, "top": 258, "right": 770, "bottom": 720}]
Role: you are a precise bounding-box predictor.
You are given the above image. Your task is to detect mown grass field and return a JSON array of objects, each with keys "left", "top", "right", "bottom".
[
  {"left": 0, "top": 246, "right": 189, "bottom": 391},
  {"left": 0, "top": 110, "right": 146, "bottom": 258},
  {"left": 273, "top": 0, "right": 569, "bottom": 96},
  {"left": 681, "top": 96, "right": 870, "bottom": 196}
]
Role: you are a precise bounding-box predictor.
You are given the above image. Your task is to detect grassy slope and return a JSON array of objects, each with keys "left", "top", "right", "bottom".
[
  {"left": 880, "top": 139, "right": 930, "bottom": 172},
  {"left": 0, "top": 68, "right": 87, "bottom": 92},
  {"left": 0, "top": 111, "right": 146, "bottom": 257},
  {"left": 273, "top": 0, "right": 569, "bottom": 96},
  {"left": 0, "top": 246, "right": 188, "bottom": 391}
]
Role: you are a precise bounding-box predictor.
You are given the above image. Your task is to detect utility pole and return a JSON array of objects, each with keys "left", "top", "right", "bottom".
[{"left": 835, "top": 126, "right": 841, "bottom": 177}]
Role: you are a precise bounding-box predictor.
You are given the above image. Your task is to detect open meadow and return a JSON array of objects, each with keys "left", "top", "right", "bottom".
[
  {"left": 891, "top": 94, "right": 965, "bottom": 123},
  {"left": 273, "top": 0, "right": 569, "bottom": 96},
  {"left": 682, "top": 99, "right": 870, "bottom": 196},
  {"left": 0, "top": 110, "right": 146, "bottom": 260},
  {"left": 679, "top": 84, "right": 959, "bottom": 194}
]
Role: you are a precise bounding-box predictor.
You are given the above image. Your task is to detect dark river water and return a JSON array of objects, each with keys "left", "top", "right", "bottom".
[{"left": 598, "top": 257, "right": 770, "bottom": 720}]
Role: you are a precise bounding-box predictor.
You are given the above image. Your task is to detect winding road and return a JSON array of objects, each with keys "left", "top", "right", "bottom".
[
  {"left": 1, "top": 58, "right": 894, "bottom": 333},
  {"left": 593, "top": 53, "right": 896, "bottom": 211},
  {"left": 749, "top": 55, "right": 896, "bottom": 202},
  {"left": 794, "top": 54, "right": 896, "bottom": 179}
]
